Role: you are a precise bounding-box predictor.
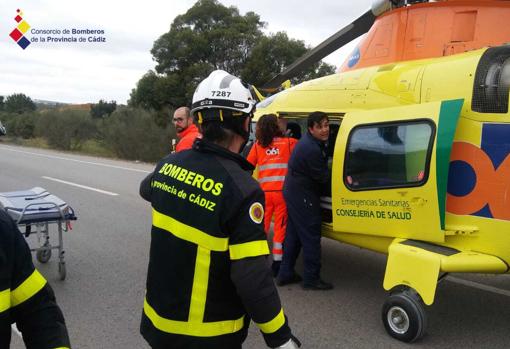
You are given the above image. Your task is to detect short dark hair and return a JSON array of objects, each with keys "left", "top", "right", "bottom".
[
  {"left": 200, "top": 109, "right": 249, "bottom": 145},
  {"left": 307, "top": 111, "right": 328, "bottom": 129}
]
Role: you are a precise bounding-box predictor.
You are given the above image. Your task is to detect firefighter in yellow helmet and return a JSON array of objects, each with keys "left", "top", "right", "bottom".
[
  {"left": 0, "top": 209, "right": 71, "bottom": 348},
  {"left": 139, "top": 70, "right": 300, "bottom": 349}
]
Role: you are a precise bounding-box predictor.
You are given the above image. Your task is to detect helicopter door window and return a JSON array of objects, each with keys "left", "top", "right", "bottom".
[
  {"left": 327, "top": 123, "right": 340, "bottom": 158},
  {"left": 344, "top": 120, "right": 435, "bottom": 191},
  {"left": 286, "top": 121, "right": 302, "bottom": 140}
]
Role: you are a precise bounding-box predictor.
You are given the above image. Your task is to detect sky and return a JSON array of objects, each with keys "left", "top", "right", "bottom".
[{"left": 1, "top": 0, "right": 374, "bottom": 104}]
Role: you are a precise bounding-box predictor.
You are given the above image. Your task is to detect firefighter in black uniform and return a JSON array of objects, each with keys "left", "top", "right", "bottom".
[
  {"left": 0, "top": 209, "right": 71, "bottom": 349},
  {"left": 277, "top": 111, "right": 333, "bottom": 290},
  {"left": 139, "top": 70, "right": 300, "bottom": 349}
]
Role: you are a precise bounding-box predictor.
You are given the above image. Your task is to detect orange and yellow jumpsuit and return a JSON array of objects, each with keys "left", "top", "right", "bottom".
[{"left": 247, "top": 137, "right": 297, "bottom": 262}]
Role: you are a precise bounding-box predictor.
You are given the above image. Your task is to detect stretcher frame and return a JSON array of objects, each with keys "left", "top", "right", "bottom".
[{"left": 0, "top": 188, "right": 77, "bottom": 280}]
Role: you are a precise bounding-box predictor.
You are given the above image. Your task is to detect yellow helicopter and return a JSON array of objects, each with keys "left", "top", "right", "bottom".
[{"left": 254, "top": 0, "right": 510, "bottom": 342}]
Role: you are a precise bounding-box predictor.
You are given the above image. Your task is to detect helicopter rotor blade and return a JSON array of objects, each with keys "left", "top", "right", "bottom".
[{"left": 262, "top": 9, "right": 376, "bottom": 90}]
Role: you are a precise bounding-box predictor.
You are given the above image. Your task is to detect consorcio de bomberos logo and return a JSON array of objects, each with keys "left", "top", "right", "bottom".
[
  {"left": 8, "top": 9, "right": 106, "bottom": 50},
  {"left": 9, "top": 9, "right": 31, "bottom": 49}
]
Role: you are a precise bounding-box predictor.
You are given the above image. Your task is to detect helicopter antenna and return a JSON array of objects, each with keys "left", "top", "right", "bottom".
[{"left": 262, "top": 9, "right": 377, "bottom": 89}]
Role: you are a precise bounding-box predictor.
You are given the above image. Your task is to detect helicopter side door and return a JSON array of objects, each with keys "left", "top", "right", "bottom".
[{"left": 332, "top": 100, "right": 463, "bottom": 243}]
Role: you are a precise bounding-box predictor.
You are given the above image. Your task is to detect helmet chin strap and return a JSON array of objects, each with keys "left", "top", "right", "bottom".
[
  {"left": 241, "top": 115, "right": 252, "bottom": 141},
  {"left": 238, "top": 126, "right": 250, "bottom": 143},
  {"left": 237, "top": 116, "right": 252, "bottom": 154}
]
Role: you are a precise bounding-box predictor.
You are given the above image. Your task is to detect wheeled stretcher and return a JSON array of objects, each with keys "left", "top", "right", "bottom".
[{"left": 0, "top": 187, "right": 77, "bottom": 280}]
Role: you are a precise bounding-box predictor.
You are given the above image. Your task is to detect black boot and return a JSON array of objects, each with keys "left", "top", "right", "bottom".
[
  {"left": 276, "top": 273, "right": 302, "bottom": 286},
  {"left": 302, "top": 279, "right": 333, "bottom": 290},
  {"left": 271, "top": 261, "right": 281, "bottom": 277}
]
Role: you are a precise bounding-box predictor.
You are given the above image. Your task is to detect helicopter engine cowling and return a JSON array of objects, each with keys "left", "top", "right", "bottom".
[
  {"left": 371, "top": 0, "right": 430, "bottom": 15},
  {"left": 472, "top": 46, "right": 510, "bottom": 114},
  {"left": 371, "top": 0, "right": 392, "bottom": 16}
]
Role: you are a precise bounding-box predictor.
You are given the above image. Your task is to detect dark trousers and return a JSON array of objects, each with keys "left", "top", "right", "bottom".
[{"left": 278, "top": 190, "right": 322, "bottom": 284}]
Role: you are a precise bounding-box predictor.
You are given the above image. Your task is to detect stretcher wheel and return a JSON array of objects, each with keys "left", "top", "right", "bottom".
[
  {"left": 36, "top": 248, "right": 52, "bottom": 263},
  {"left": 58, "top": 262, "right": 66, "bottom": 281},
  {"left": 382, "top": 288, "right": 427, "bottom": 343}
]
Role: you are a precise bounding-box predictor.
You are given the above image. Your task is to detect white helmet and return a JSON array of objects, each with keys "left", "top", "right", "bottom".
[{"left": 191, "top": 70, "right": 255, "bottom": 119}]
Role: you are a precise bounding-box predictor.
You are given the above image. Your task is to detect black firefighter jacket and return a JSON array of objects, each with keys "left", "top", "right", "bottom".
[
  {"left": 0, "top": 209, "right": 70, "bottom": 349},
  {"left": 139, "top": 139, "right": 292, "bottom": 349}
]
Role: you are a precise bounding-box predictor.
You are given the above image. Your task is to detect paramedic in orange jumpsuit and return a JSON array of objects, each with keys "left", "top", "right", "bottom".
[{"left": 247, "top": 114, "right": 297, "bottom": 276}]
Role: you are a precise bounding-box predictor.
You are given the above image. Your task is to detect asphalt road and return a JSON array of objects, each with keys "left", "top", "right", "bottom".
[{"left": 2, "top": 143, "right": 510, "bottom": 349}]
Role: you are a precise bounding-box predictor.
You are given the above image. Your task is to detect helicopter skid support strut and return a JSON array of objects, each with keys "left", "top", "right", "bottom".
[{"left": 380, "top": 238, "right": 507, "bottom": 342}]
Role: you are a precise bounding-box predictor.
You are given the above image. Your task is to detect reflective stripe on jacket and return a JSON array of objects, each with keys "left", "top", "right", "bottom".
[
  {"left": 0, "top": 210, "right": 71, "bottom": 349},
  {"left": 247, "top": 137, "right": 297, "bottom": 191},
  {"left": 140, "top": 139, "right": 292, "bottom": 348}
]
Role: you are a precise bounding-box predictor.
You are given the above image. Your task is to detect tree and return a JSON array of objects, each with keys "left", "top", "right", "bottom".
[
  {"left": 4, "top": 93, "right": 36, "bottom": 114},
  {"left": 130, "top": 0, "right": 337, "bottom": 119},
  {"left": 128, "top": 72, "right": 178, "bottom": 127},
  {"left": 242, "top": 32, "right": 336, "bottom": 87},
  {"left": 299, "top": 59, "right": 337, "bottom": 82},
  {"left": 0, "top": 96, "right": 4, "bottom": 111},
  {"left": 152, "top": 0, "right": 263, "bottom": 77},
  {"left": 130, "top": 0, "right": 264, "bottom": 114},
  {"left": 129, "top": 72, "right": 184, "bottom": 112},
  {"left": 90, "top": 99, "right": 117, "bottom": 119}
]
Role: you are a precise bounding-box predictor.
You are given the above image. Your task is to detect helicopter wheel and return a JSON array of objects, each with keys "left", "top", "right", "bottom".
[{"left": 382, "top": 288, "right": 427, "bottom": 343}]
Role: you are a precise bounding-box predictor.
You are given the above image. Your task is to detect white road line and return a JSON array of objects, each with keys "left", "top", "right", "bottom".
[
  {"left": 0, "top": 145, "right": 151, "bottom": 173},
  {"left": 11, "top": 324, "right": 22, "bottom": 338},
  {"left": 42, "top": 176, "right": 119, "bottom": 196},
  {"left": 447, "top": 276, "right": 510, "bottom": 298}
]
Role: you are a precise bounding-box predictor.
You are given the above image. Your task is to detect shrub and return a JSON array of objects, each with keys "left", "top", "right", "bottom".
[
  {"left": 0, "top": 112, "right": 37, "bottom": 139},
  {"left": 14, "top": 113, "right": 37, "bottom": 139},
  {"left": 101, "top": 107, "right": 174, "bottom": 162},
  {"left": 35, "top": 110, "right": 98, "bottom": 150}
]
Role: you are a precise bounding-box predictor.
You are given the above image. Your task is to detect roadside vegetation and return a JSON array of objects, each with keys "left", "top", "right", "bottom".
[
  {"left": 0, "top": 0, "right": 336, "bottom": 162},
  {"left": 0, "top": 97, "right": 175, "bottom": 162}
]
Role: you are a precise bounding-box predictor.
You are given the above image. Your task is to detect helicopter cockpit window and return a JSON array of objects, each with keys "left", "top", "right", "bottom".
[{"left": 344, "top": 120, "right": 434, "bottom": 190}]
